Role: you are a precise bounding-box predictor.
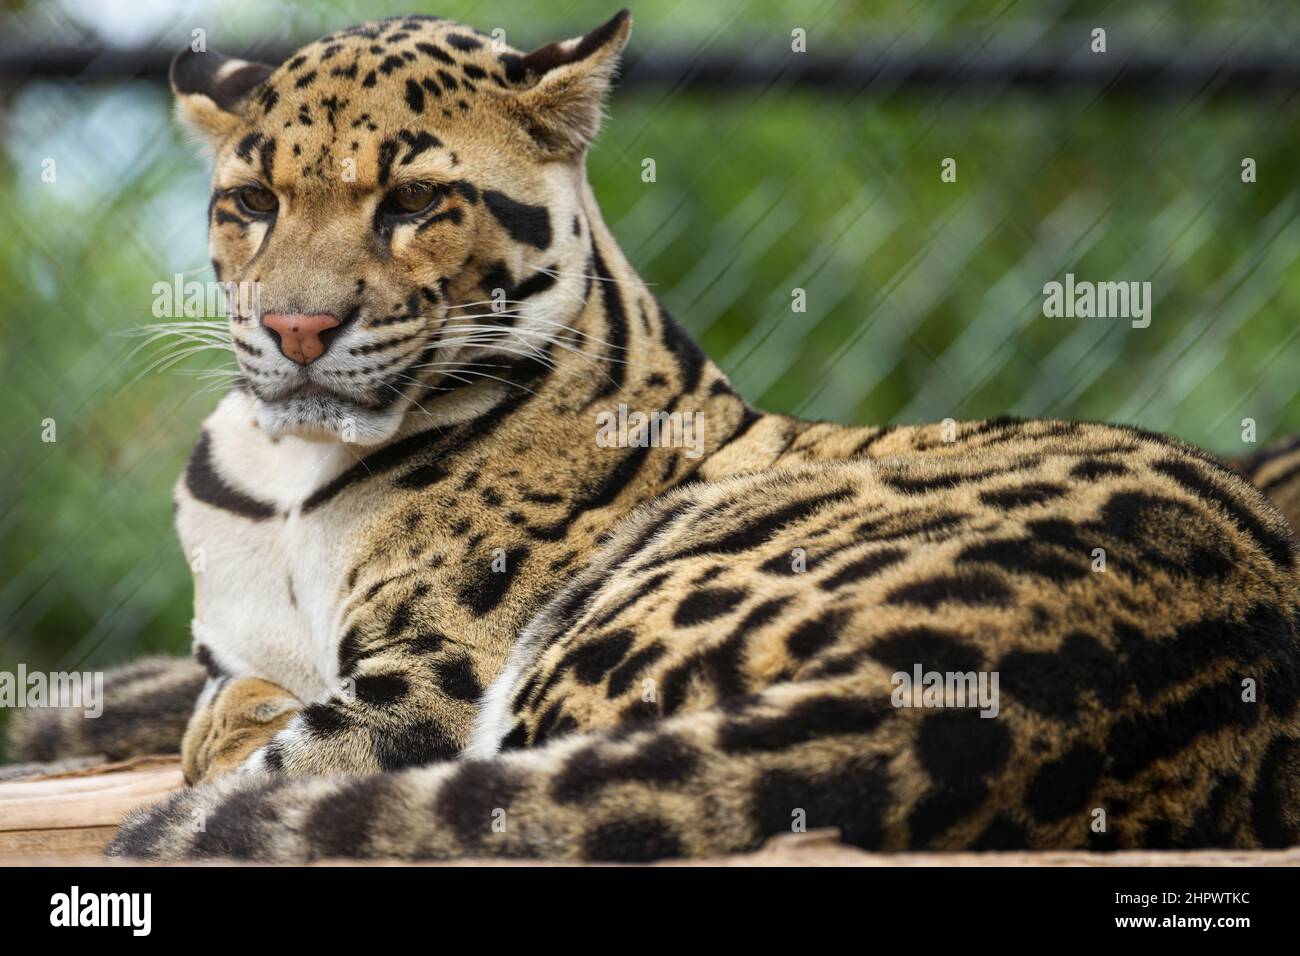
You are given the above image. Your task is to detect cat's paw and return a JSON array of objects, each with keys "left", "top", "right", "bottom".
[{"left": 181, "top": 677, "right": 301, "bottom": 784}]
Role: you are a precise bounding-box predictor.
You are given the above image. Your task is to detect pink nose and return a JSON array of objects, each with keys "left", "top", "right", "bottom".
[{"left": 261, "top": 312, "right": 341, "bottom": 365}]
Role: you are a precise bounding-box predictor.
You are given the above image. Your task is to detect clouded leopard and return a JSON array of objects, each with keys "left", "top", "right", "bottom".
[{"left": 8, "top": 11, "right": 1300, "bottom": 861}]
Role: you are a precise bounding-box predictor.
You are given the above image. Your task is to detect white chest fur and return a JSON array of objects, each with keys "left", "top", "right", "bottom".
[{"left": 176, "top": 391, "right": 362, "bottom": 704}]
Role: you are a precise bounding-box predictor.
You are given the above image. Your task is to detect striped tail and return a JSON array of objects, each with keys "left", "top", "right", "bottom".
[
  {"left": 5, "top": 656, "right": 204, "bottom": 763},
  {"left": 108, "top": 673, "right": 1300, "bottom": 861}
]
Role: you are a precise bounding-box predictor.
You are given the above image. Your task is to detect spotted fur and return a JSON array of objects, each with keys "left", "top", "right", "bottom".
[
  {"left": 9, "top": 13, "right": 1300, "bottom": 860},
  {"left": 1233, "top": 434, "right": 1300, "bottom": 533}
]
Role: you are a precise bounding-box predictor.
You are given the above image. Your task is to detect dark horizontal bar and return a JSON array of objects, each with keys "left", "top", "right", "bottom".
[{"left": 0, "top": 44, "right": 1297, "bottom": 97}]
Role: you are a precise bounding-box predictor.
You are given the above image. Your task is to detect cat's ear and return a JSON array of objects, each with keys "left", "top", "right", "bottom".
[
  {"left": 505, "top": 10, "right": 632, "bottom": 157},
  {"left": 170, "top": 47, "right": 276, "bottom": 142}
]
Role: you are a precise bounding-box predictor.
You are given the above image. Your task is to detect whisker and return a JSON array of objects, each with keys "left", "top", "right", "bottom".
[{"left": 533, "top": 265, "right": 655, "bottom": 288}]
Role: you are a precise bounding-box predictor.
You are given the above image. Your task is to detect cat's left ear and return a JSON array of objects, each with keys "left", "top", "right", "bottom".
[
  {"left": 505, "top": 10, "right": 633, "bottom": 158},
  {"left": 170, "top": 47, "right": 276, "bottom": 142}
]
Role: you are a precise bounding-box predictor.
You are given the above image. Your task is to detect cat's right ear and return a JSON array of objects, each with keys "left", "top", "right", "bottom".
[{"left": 170, "top": 48, "right": 275, "bottom": 142}]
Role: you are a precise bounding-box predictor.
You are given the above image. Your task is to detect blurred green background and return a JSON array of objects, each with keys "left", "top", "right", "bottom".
[{"left": 1, "top": 0, "right": 1298, "bottom": 755}]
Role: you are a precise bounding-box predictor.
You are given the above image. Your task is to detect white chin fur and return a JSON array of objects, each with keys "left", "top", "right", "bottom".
[{"left": 255, "top": 394, "right": 404, "bottom": 445}]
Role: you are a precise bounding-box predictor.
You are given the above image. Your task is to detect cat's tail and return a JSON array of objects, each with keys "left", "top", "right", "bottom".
[
  {"left": 4, "top": 655, "right": 205, "bottom": 764},
  {"left": 1233, "top": 433, "right": 1300, "bottom": 532},
  {"left": 107, "top": 670, "right": 1300, "bottom": 861}
]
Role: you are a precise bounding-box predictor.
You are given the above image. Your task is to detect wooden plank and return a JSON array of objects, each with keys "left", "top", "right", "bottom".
[
  {"left": 0, "top": 827, "right": 120, "bottom": 860},
  {"left": 0, "top": 755, "right": 183, "bottom": 861}
]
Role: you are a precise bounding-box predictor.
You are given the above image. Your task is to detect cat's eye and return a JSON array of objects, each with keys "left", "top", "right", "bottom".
[
  {"left": 236, "top": 186, "right": 278, "bottom": 216},
  {"left": 380, "top": 181, "right": 445, "bottom": 218}
]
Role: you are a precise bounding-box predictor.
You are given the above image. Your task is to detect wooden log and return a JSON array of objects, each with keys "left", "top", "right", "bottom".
[{"left": 0, "top": 755, "right": 183, "bottom": 862}]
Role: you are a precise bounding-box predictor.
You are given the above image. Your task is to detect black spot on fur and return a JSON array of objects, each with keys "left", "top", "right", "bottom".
[
  {"left": 1028, "top": 745, "right": 1106, "bottom": 823},
  {"left": 553, "top": 734, "right": 700, "bottom": 804},
  {"left": 353, "top": 673, "right": 410, "bottom": 707},
  {"left": 908, "top": 710, "right": 1011, "bottom": 847},
  {"left": 583, "top": 242, "right": 629, "bottom": 400},
  {"left": 337, "top": 627, "right": 365, "bottom": 676},
  {"left": 395, "top": 460, "right": 449, "bottom": 489},
  {"left": 870, "top": 626, "right": 983, "bottom": 676},
  {"left": 499, "top": 722, "right": 529, "bottom": 752},
  {"left": 885, "top": 570, "right": 1014, "bottom": 609},
  {"left": 883, "top": 467, "right": 1004, "bottom": 495},
  {"left": 376, "top": 137, "right": 400, "bottom": 187},
  {"left": 720, "top": 696, "right": 887, "bottom": 754},
  {"left": 1071, "top": 458, "right": 1129, "bottom": 480},
  {"left": 301, "top": 702, "right": 349, "bottom": 738},
  {"left": 916, "top": 707, "right": 1012, "bottom": 784},
  {"left": 565, "top": 629, "right": 636, "bottom": 685},
  {"left": 235, "top": 131, "right": 264, "bottom": 161},
  {"left": 374, "top": 717, "right": 459, "bottom": 770},
  {"left": 185, "top": 431, "right": 275, "bottom": 520},
  {"left": 673, "top": 488, "right": 856, "bottom": 566},
  {"left": 446, "top": 32, "right": 483, "bottom": 51},
  {"left": 752, "top": 758, "right": 890, "bottom": 850},
  {"left": 606, "top": 641, "right": 668, "bottom": 698},
  {"left": 786, "top": 608, "right": 851, "bottom": 660},
  {"left": 456, "top": 546, "right": 529, "bottom": 615},
  {"left": 417, "top": 42, "right": 456, "bottom": 65},
  {"left": 659, "top": 599, "right": 786, "bottom": 714},
  {"left": 997, "top": 630, "right": 1123, "bottom": 719},
  {"left": 301, "top": 776, "right": 393, "bottom": 859},
  {"left": 433, "top": 653, "right": 482, "bottom": 702},
  {"left": 399, "top": 129, "right": 441, "bottom": 164},
  {"left": 194, "top": 642, "right": 227, "bottom": 679},
  {"left": 582, "top": 817, "right": 683, "bottom": 862},
  {"left": 820, "top": 547, "right": 906, "bottom": 591},
  {"left": 499, "top": 52, "right": 525, "bottom": 82},
  {"left": 404, "top": 78, "right": 424, "bottom": 113},
  {"left": 191, "top": 778, "right": 288, "bottom": 860},
  {"left": 531, "top": 702, "right": 580, "bottom": 744},
  {"left": 259, "top": 138, "right": 276, "bottom": 183},
  {"left": 482, "top": 190, "right": 552, "bottom": 248},
  {"left": 660, "top": 305, "right": 707, "bottom": 393},
  {"left": 435, "top": 760, "right": 526, "bottom": 850},
  {"left": 979, "top": 482, "right": 1067, "bottom": 509},
  {"left": 1186, "top": 774, "right": 1242, "bottom": 846},
  {"left": 672, "top": 587, "right": 748, "bottom": 627}
]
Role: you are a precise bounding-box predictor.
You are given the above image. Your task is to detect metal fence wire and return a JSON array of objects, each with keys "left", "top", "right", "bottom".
[{"left": 1, "top": 0, "right": 1299, "bottom": 728}]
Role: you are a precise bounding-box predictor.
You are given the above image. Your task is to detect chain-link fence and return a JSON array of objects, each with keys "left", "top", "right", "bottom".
[{"left": 1, "top": 0, "right": 1298, "bottom": 738}]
